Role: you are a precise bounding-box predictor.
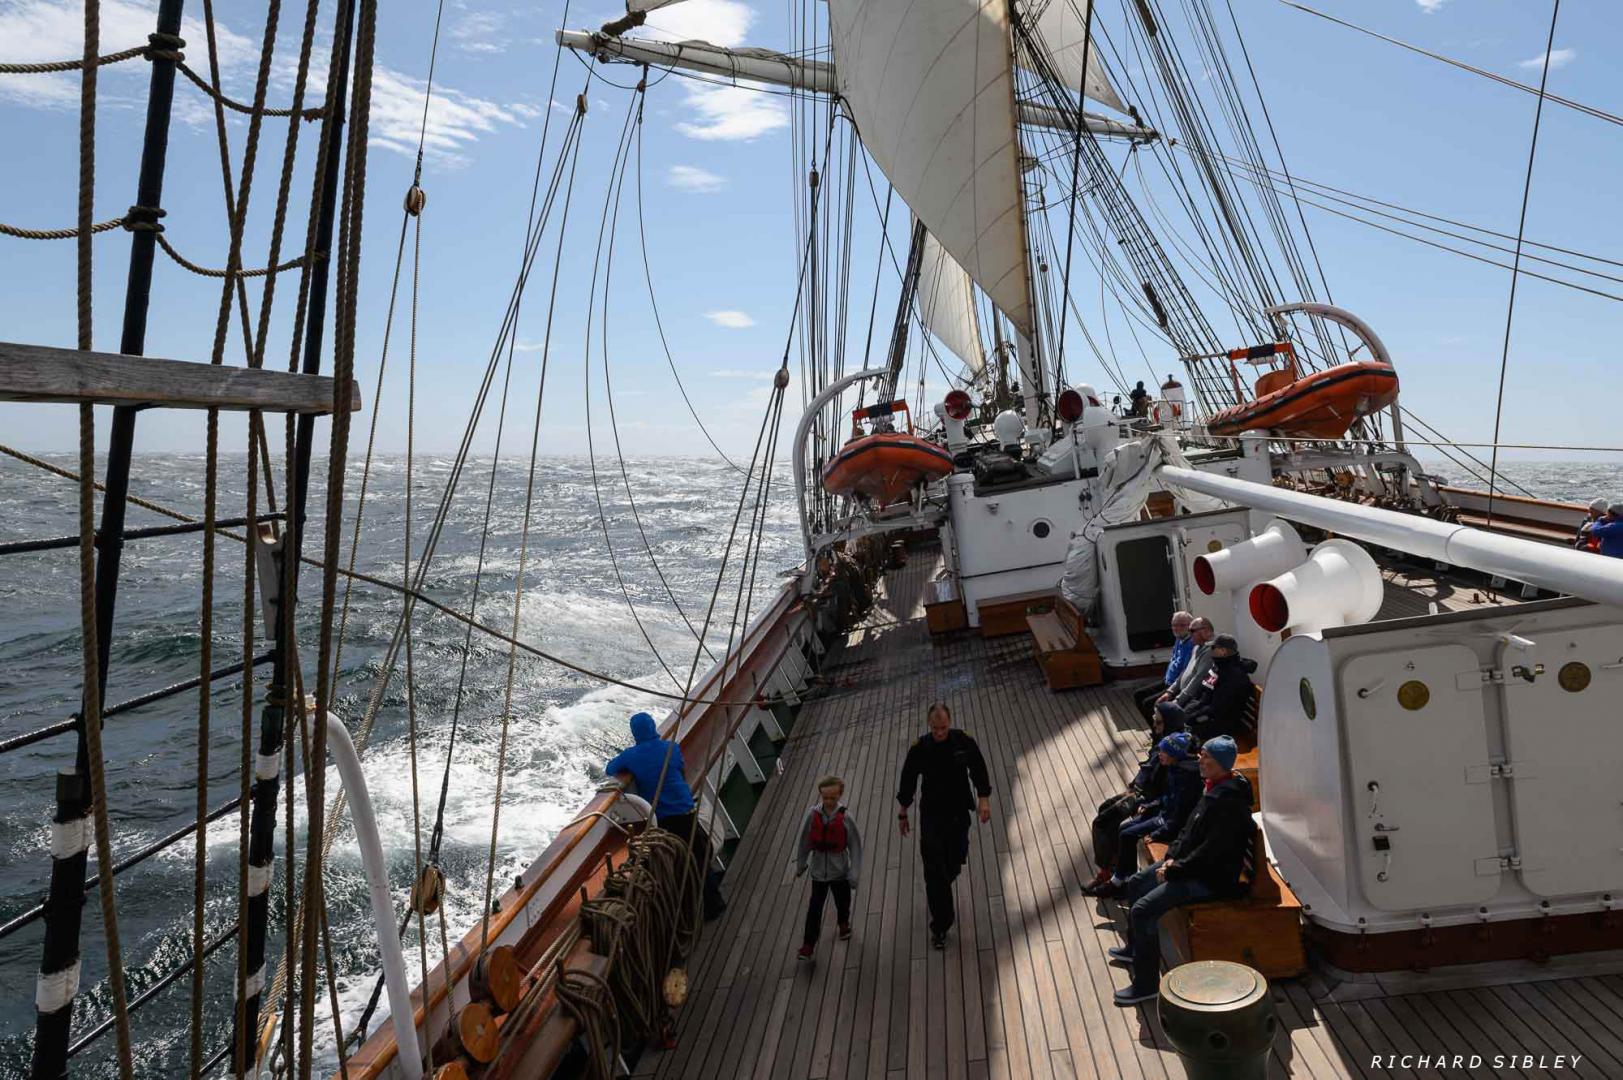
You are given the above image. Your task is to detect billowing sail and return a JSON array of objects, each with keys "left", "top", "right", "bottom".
[
  {"left": 829, "top": 0, "right": 1035, "bottom": 337},
  {"left": 1026, "top": 0, "right": 1125, "bottom": 113},
  {"left": 917, "top": 228, "right": 986, "bottom": 377}
]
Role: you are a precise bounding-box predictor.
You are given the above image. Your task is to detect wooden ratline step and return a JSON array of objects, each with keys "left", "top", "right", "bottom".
[{"left": 0, "top": 340, "right": 362, "bottom": 414}]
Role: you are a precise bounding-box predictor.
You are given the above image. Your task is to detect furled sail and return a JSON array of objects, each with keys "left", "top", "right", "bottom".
[
  {"left": 916, "top": 227, "right": 986, "bottom": 377},
  {"left": 1024, "top": 0, "right": 1125, "bottom": 113},
  {"left": 828, "top": 0, "right": 1035, "bottom": 337}
]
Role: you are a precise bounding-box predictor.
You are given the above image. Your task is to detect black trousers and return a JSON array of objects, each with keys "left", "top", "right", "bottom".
[
  {"left": 1090, "top": 792, "right": 1140, "bottom": 874},
  {"left": 802, "top": 879, "right": 853, "bottom": 945},
  {"left": 919, "top": 811, "right": 971, "bottom": 936},
  {"left": 658, "top": 810, "right": 727, "bottom": 917}
]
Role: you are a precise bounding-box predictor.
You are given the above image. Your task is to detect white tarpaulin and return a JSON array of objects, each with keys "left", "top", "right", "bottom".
[
  {"left": 829, "top": 0, "right": 1035, "bottom": 337},
  {"left": 1025, "top": 0, "right": 1126, "bottom": 113},
  {"left": 917, "top": 227, "right": 986, "bottom": 377},
  {"left": 1059, "top": 437, "right": 1222, "bottom": 612}
]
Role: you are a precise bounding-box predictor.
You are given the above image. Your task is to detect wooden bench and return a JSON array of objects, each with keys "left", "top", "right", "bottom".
[
  {"left": 1233, "top": 684, "right": 1262, "bottom": 811},
  {"left": 924, "top": 576, "right": 968, "bottom": 636},
  {"left": 1025, "top": 595, "right": 1104, "bottom": 690},
  {"left": 1140, "top": 825, "right": 1305, "bottom": 978},
  {"left": 975, "top": 588, "right": 1056, "bottom": 638}
]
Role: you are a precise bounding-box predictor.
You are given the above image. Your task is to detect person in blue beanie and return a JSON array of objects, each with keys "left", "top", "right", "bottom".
[
  {"left": 1100, "top": 731, "right": 1201, "bottom": 889},
  {"left": 605, "top": 711, "right": 727, "bottom": 919},
  {"left": 1108, "top": 734, "right": 1255, "bottom": 1007}
]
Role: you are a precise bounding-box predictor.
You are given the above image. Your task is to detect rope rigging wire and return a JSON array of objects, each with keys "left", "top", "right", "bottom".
[{"left": 1484, "top": 2, "right": 1561, "bottom": 535}]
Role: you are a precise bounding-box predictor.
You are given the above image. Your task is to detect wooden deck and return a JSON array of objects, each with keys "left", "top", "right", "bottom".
[{"left": 637, "top": 547, "right": 1622, "bottom": 1079}]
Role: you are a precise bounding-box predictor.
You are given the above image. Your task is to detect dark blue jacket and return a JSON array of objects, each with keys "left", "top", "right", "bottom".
[
  {"left": 1148, "top": 757, "right": 1202, "bottom": 841},
  {"left": 604, "top": 712, "right": 695, "bottom": 818},
  {"left": 1590, "top": 518, "right": 1623, "bottom": 558}
]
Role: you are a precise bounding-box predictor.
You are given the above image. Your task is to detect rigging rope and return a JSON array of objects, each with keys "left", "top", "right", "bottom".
[{"left": 1485, "top": 2, "right": 1560, "bottom": 534}]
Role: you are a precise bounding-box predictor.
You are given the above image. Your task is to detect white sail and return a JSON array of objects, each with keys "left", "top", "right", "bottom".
[
  {"left": 829, "top": 0, "right": 1034, "bottom": 336},
  {"left": 1025, "top": 0, "right": 1125, "bottom": 113},
  {"left": 916, "top": 227, "right": 986, "bottom": 377}
]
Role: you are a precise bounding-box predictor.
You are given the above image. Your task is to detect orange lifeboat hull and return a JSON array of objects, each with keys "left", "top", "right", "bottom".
[
  {"left": 1207, "top": 360, "right": 1399, "bottom": 439},
  {"left": 821, "top": 431, "right": 954, "bottom": 505}
]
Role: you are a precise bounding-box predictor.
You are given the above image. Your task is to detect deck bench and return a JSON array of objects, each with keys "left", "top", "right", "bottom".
[
  {"left": 924, "top": 576, "right": 968, "bottom": 635},
  {"left": 975, "top": 588, "right": 1056, "bottom": 638},
  {"left": 1024, "top": 595, "right": 1104, "bottom": 690}
]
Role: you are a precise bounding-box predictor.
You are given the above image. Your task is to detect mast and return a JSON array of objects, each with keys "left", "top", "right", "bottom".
[
  {"left": 1005, "top": 0, "right": 1047, "bottom": 432},
  {"left": 880, "top": 220, "right": 928, "bottom": 403}
]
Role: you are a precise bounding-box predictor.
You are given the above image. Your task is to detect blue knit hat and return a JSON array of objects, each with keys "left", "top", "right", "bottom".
[
  {"left": 1157, "top": 731, "right": 1197, "bottom": 761},
  {"left": 1202, "top": 734, "right": 1238, "bottom": 771}
]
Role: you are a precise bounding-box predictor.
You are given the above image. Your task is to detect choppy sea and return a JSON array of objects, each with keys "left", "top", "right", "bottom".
[
  {"left": 0, "top": 453, "right": 799, "bottom": 1078},
  {"left": 0, "top": 454, "right": 1618, "bottom": 1077}
]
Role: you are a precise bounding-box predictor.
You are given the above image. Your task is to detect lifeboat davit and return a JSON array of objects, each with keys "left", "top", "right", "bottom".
[
  {"left": 821, "top": 430, "right": 953, "bottom": 505},
  {"left": 1207, "top": 355, "right": 1399, "bottom": 440}
]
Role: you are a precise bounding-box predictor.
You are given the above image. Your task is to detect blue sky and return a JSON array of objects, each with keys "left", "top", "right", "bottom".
[{"left": 0, "top": 0, "right": 1619, "bottom": 463}]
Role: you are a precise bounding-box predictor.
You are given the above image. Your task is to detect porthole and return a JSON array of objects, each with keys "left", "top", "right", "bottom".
[{"left": 1031, "top": 519, "right": 1052, "bottom": 539}]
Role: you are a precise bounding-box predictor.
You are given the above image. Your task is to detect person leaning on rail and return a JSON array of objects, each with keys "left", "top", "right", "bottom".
[
  {"left": 1580, "top": 501, "right": 1623, "bottom": 558},
  {"left": 604, "top": 711, "right": 728, "bottom": 920},
  {"left": 1108, "top": 735, "right": 1255, "bottom": 1008},
  {"left": 1576, "top": 497, "right": 1609, "bottom": 550}
]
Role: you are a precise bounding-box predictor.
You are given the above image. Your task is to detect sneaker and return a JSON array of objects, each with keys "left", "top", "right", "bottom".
[
  {"left": 1113, "top": 985, "right": 1158, "bottom": 1008},
  {"left": 1090, "top": 880, "right": 1124, "bottom": 899},
  {"left": 1106, "top": 945, "right": 1134, "bottom": 965},
  {"left": 930, "top": 931, "right": 946, "bottom": 951},
  {"left": 797, "top": 944, "right": 815, "bottom": 961},
  {"left": 838, "top": 923, "right": 852, "bottom": 941}
]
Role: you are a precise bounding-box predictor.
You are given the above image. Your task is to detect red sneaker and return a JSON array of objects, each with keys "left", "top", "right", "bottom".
[{"left": 797, "top": 944, "right": 815, "bottom": 961}]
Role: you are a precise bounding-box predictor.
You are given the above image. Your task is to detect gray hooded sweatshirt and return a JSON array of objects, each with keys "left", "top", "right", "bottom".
[{"left": 795, "top": 804, "right": 863, "bottom": 885}]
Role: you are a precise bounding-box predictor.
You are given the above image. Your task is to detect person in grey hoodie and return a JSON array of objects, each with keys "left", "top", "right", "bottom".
[{"left": 795, "top": 775, "right": 864, "bottom": 959}]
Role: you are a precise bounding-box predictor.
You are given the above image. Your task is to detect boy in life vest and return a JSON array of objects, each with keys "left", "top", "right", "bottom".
[{"left": 795, "top": 775, "right": 864, "bottom": 960}]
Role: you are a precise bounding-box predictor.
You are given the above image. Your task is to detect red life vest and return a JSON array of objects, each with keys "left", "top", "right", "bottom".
[{"left": 808, "top": 807, "right": 848, "bottom": 853}]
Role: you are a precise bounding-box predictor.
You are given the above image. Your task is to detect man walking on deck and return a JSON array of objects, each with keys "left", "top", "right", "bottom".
[{"left": 897, "top": 702, "right": 992, "bottom": 950}]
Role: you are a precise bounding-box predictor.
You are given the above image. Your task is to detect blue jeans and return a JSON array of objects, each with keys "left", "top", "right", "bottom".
[
  {"left": 1124, "top": 859, "right": 1218, "bottom": 992},
  {"left": 1114, "top": 814, "right": 1166, "bottom": 880}
]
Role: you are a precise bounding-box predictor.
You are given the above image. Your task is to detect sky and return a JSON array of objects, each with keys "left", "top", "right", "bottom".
[{"left": 1, "top": 0, "right": 1620, "bottom": 466}]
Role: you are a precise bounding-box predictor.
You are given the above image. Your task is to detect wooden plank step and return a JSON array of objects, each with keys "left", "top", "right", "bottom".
[{"left": 0, "top": 340, "right": 362, "bottom": 414}]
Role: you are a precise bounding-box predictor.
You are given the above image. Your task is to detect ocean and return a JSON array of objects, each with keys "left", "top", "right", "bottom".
[
  {"left": 0, "top": 453, "right": 800, "bottom": 1078},
  {"left": 0, "top": 453, "right": 1618, "bottom": 1077}
]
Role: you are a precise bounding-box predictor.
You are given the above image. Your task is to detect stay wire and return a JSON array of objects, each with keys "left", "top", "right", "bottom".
[{"left": 1486, "top": 2, "right": 1560, "bottom": 533}]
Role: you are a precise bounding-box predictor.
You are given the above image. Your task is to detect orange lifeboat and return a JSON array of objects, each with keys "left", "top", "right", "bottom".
[
  {"left": 821, "top": 399, "right": 953, "bottom": 505},
  {"left": 1206, "top": 343, "right": 1398, "bottom": 440}
]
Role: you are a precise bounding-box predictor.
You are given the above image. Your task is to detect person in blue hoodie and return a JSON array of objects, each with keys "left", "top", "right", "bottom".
[
  {"left": 1100, "top": 731, "right": 1201, "bottom": 888},
  {"left": 605, "top": 711, "right": 727, "bottom": 919},
  {"left": 1132, "top": 611, "right": 1195, "bottom": 721}
]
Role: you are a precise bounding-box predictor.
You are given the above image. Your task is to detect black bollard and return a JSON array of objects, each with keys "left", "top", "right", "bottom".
[{"left": 1157, "top": 961, "right": 1276, "bottom": 1080}]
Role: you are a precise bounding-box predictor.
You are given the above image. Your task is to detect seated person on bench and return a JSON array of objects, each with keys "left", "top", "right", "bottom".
[
  {"left": 1132, "top": 611, "right": 1196, "bottom": 722},
  {"left": 1090, "top": 731, "right": 1200, "bottom": 895},
  {"left": 1082, "top": 707, "right": 1187, "bottom": 893},
  {"left": 1109, "top": 735, "right": 1255, "bottom": 1007},
  {"left": 1155, "top": 632, "right": 1253, "bottom": 742}
]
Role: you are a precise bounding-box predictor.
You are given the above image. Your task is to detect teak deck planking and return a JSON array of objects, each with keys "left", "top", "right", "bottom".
[{"left": 635, "top": 547, "right": 1617, "bottom": 1079}]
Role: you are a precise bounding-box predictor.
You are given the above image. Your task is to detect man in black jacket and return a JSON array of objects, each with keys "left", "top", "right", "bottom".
[
  {"left": 897, "top": 702, "right": 993, "bottom": 950},
  {"left": 1108, "top": 734, "right": 1255, "bottom": 1006},
  {"left": 1157, "top": 633, "right": 1254, "bottom": 742}
]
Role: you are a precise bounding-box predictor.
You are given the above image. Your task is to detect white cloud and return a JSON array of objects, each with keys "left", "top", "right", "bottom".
[
  {"left": 0, "top": 0, "right": 253, "bottom": 110},
  {"left": 708, "top": 367, "right": 771, "bottom": 378},
  {"left": 667, "top": 164, "right": 726, "bottom": 193},
  {"left": 1518, "top": 47, "right": 1575, "bottom": 71},
  {"left": 450, "top": 10, "right": 506, "bottom": 54},
  {"left": 675, "top": 81, "right": 785, "bottom": 141},
  {"left": 704, "top": 311, "right": 755, "bottom": 329},
  {"left": 0, "top": 0, "right": 522, "bottom": 164},
  {"left": 633, "top": 0, "right": 754, "bottom": 48},
  {"left": 1415, "top": 0, "right": 1447, "bottom": 13}
]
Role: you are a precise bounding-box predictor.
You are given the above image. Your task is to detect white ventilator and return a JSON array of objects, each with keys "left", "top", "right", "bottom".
[
  {"left": 1249, "top": 539, "right": 1384, "bottom": 635},
  {"left": 1192, "top": 519, "right": 1306, "bottom": 596}
]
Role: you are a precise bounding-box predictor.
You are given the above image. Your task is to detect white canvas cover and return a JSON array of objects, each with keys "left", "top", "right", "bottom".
[
  {"left": 1025, "top": 0, "right": 1126, "bottom": 113},
  {"left": 1059, "top": 436, "right": 1221, "bottom": 612},
  {"left": 917, "top": 228, "right": 986, "bottom": 377},
  {"left": 829, "top": 0, "right": 1035, "bottom": 337}
]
